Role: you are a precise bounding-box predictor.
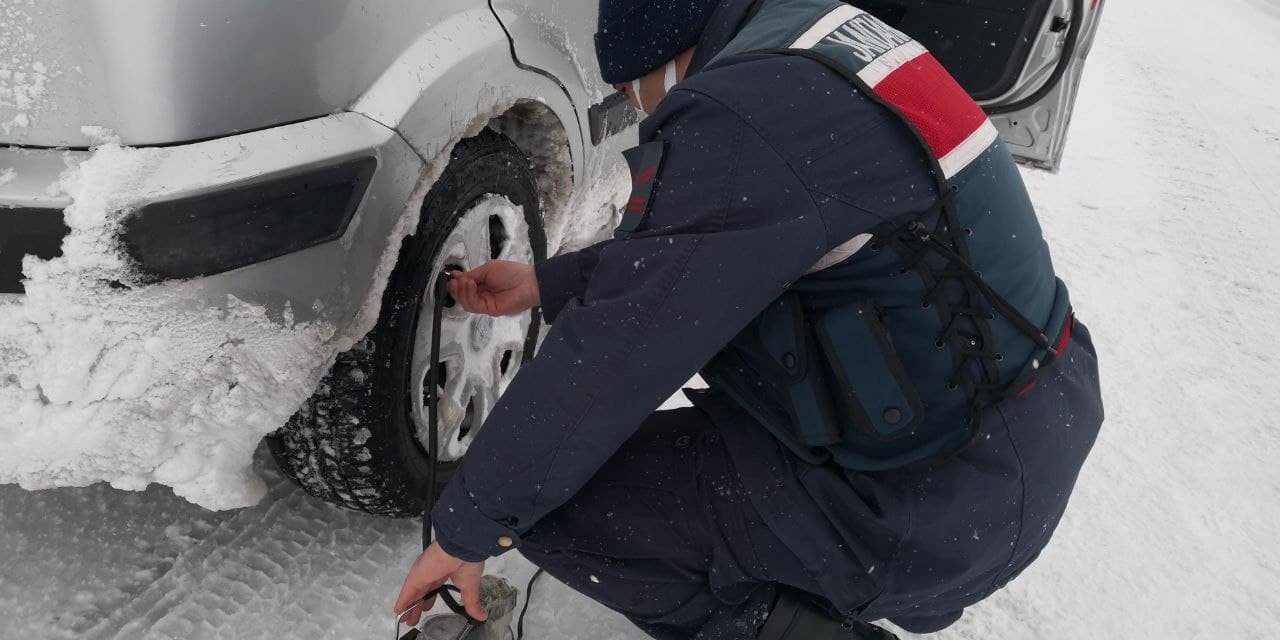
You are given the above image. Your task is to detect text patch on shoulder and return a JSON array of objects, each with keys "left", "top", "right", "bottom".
[{"left": 617, "top": 140, "right": 667, "bottom": 236}]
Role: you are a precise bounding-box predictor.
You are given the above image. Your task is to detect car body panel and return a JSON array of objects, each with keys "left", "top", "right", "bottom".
[
  {"left": 1, "top": 0, "right": 596, "bottom": 306},
  {"left": 862, "top": 0, "right": 1106, "bottom": 170},
  {"left": 489, "top": 0, "right": 640, "bottom": 153},
  {"left": 0, "top": 0, "right": 484, "bottom": 148},
  {"left": 0, "top": 112, "right": 432, "bottom": 507},
  {"left": 0, "top": 147, "right": 84, "bottom": 209},
  {"left": 490, "top": 0, "right": 614, "bottom": 114},
  {"left": 986, "top": 0, "right": 1107, "bottom": 170},
  {"left": 2, "top": 112, "right": 422, "bottom": 323},
  {"left": 130, "top": 114, "right": 421, "bottom": 324},
  {"left": 350, "top": 6, "right": 588, "bottom": 187}
]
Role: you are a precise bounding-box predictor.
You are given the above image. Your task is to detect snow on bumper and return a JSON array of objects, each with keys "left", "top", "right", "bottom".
[{"left": 0, "top": 113, "right": 425, "bottom": 510}]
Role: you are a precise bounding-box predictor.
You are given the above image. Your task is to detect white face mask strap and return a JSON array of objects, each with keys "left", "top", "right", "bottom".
[
  {"left": 631, "top": 60, "right": 679, "bottom": 113},
  {"left": 631, "top": 77, "right": 645, "bottom": 112}
]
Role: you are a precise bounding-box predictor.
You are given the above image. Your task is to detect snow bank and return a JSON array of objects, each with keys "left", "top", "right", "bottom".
[
  {"left": 0, "top": 140, "right": 342, "bottom": 510},
  {"left": 0, "top": 108, "right": 629, "bottom": 512}
]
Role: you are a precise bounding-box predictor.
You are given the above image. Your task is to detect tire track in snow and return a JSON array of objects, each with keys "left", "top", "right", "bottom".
[
  {"left": 41, "top": 463, "right": 639, "bottom": 640},
  {"left": 76, "top": 467, "right": 420, "bottom": 640},
  {"left": 72, "top": 471, "right": 307, "bottom": 639}
]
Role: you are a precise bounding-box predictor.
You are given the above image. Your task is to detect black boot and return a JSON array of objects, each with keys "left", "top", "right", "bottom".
[{"left": 757, "top": 590, "right": 899, "bottom": 640}]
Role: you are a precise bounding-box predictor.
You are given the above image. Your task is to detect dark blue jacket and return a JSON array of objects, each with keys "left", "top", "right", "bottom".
[
  {"left": 433, "top": 46, "right": 935, "bottom": 558},
  {"left": 433, "top": 1, "right": 1100, "bottom": 628}
]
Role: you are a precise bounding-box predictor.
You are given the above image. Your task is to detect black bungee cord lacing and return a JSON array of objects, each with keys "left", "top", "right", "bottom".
[
  {"left": 905, "top": 219, "right": 1052, "bottom": 353},
  {"left": 887, "top": 195, "right": 1058, "bottom": 423}
]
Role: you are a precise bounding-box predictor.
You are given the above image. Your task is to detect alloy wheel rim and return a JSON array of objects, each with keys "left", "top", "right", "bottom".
[{"left": 409, "top": 196, "right": 534, "bottom": 462}]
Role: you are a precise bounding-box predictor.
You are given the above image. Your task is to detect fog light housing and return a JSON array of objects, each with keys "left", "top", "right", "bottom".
[{"left": 121, "top": 157, "right": 376, "bottom": 281}]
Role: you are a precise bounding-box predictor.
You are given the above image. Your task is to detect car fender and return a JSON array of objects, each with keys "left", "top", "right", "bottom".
[{"left": 348, "top": 7, "right": 586, "bottom": 186}]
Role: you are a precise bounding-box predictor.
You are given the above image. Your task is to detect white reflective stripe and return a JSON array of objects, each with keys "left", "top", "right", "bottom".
[
  {"left": 856, "top": 40, "right": 927, "bottom": 87},
  {"left": 939, "top": 119, "right": 999, "bottom": 178},
  {"left": 789, "top": 4, "right": 865, "bottom": 49},
  {"left": 807, "top": 233, "right": 873, "bottom": 274},
  {"left": 663, "top": 59, "right": 678, "bottom": 92}
]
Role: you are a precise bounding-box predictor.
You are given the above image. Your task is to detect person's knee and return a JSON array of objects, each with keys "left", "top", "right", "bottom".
[{"left": 525, "top": 550, "right": 716, "bottom": 634}]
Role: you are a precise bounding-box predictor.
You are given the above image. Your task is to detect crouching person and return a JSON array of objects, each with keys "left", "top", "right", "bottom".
[{"left": 396, "top": 0, "right": 1104, "bottom": 637}]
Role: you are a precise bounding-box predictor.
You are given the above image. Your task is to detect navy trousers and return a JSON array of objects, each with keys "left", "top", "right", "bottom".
[
  {"left": 520, "top": 404, "right": 819, "bottom": 640},
  {"left": 520, "top": 322, "right": 1103, "bottom": 639}
]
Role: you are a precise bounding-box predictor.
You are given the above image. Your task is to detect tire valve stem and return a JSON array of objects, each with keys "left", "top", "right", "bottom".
[{"left": 439, "top": 270, "right": 456, "bottom": 306}]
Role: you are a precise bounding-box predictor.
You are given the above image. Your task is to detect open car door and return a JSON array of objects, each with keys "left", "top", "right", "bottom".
[{"left": 861, "top": 0, "right": 1106, "bottom": 171}]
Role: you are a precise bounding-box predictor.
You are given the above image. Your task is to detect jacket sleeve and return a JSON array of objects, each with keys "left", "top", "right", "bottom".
[
  {"left": 432, "top": 90, "right": 835, "bottom": 561},
  {"left": 533, "top": 241, "right": 609, "bottom": 324}
]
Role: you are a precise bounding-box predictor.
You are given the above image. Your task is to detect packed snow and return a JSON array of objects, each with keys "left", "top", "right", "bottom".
[
  {"left": 0, "top": 138, "right": 346, "bottom": 509},
  {"left": 0, "top": 99, "right": 623, "bottom": 512},
  {"left": 2, "top": 0, "right": 1279, "bottom": 638}
]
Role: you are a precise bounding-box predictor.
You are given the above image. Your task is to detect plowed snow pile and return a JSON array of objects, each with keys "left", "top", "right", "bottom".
[
  {"left": 0, "top": 117, "right": 625, "bottom": 512},
  {"left": 0, "top": 141, "right": 341, "bottom": 509}
]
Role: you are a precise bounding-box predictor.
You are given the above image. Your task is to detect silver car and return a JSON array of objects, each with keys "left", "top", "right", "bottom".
[{"left": 0, "top": 0, "right": 1103, "bottom": 515}]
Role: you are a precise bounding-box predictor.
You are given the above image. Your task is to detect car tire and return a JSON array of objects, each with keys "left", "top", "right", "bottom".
[{"left": 268, "top": 128, "right": 546, "bottom": 517}]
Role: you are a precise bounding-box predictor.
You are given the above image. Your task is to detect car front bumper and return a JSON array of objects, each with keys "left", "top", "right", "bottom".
[
  {"left": 0, "top": 113, "right": 427, "bottom": 509},
  {"left": 3, "top": 112, "right": 424, "bottom": 324}
]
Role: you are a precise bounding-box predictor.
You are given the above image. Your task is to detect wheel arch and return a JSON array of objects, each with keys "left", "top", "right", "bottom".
[
  {"left": 486, "top": 100, "right": 575, "bottom": 236},
  {"left": 346, "top": 7, "right": 585, "bottom": 203}
]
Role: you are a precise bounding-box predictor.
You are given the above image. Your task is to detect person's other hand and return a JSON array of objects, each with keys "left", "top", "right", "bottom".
[
  {"left": 393, "top": 542, "right": 488, "bottom": 626},
  {"left": 447, "top": 260, "right": 540, "bottom": 317}
]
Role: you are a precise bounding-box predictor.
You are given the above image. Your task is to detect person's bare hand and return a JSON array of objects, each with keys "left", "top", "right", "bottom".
[
  {"left": 393, "top": 542, "right": 488, "bottom": 626},
  {"left": 447, "top": 260, "right": 540, "bottom": 317}
]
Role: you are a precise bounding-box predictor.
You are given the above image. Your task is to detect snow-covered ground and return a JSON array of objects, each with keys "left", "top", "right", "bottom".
[{"left": 3, "top": 0, "right": 1279, "bottom": 637}]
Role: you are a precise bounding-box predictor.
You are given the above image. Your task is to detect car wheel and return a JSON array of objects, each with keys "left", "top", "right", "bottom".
[{"left": 268, "top": 128, "right": 546, "bottom": 516}]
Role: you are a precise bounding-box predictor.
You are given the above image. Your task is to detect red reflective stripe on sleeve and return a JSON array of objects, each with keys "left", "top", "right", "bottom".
[
  {"left": 626, "top": 196, "right": 648, "bottom": 213},
  {"left": 633, "top": 166, "right": 657, "bottom": 187},
  {"left": 871, "top": 52, "right": 988, "bottom": 159},
  {"left": 1019, "top": 317, "right": 1074, "bottom": 397}
]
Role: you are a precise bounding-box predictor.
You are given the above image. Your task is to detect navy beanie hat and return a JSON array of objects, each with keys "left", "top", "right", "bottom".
[{"left": 595, "top": 0, "right": 720, "bottom": 84}]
